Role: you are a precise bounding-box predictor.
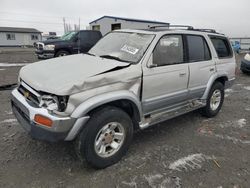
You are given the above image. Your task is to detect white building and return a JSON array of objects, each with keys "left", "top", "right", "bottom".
[
  {"left": 0, "top": 27, "right": 42, "bottom": 47},
  {"left": 89, "top": 16, "right": 169, "bottom": 35}
]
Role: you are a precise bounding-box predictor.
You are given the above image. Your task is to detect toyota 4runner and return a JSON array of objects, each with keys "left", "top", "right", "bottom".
[{"left": 11, "top": 26, "right": 236, "bottom": 169}]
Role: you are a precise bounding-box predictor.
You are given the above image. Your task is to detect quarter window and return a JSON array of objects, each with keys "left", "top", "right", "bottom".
[
  {"left": 210, "top": 37, "right": 232, "bottom": 58},
  {"left": 6, "top": 33, "right": 15, "bottom": 40},
  {"left": 153, "top": 35, "right": 184, "bottom": 66},
  {"left": 187, "top": 35, "right": 211, "bottom": 62}
]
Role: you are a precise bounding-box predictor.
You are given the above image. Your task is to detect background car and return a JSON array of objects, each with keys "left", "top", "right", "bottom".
[
  {"left": 241, "top": 53, "right": 250, "bottom": 74},
  {"left": 35, "top": 30, "right": 102, "bottom": 59}
]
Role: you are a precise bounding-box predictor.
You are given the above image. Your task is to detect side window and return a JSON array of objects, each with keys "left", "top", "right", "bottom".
[
  {"left": 210, "top": 37, "right": 232, "bottom": 58},
  {"left": 153, "top": 35, "right": 184, "bottom": 66},
  {"left": 187, "top": 35, "right": 211, "bottom": 62},
  {"left": 6, "top": 33, "right": 15, "bottom": 40},
  {"left": 79, "top": 31, "right": 90, "bottom": 42},
  {"left": 90, "top": 32, "right": 101, "bottom": 44}
]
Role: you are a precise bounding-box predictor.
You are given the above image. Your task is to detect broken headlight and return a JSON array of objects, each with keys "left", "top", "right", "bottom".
[{"left": 39, "top": 95, "right": 68, "bottom": 112}]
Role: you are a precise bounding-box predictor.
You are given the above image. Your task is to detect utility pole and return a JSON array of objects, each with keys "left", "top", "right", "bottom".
[
  {"left": 63, "top": 17, "right": 66, "bottom": 34},
  {"left": 79, "top": 17, "right": 80, "bottom": 31}
]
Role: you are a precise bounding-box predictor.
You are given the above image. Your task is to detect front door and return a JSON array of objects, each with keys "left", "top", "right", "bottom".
[{"left": 142, "top": 35, "right": 189, "bottom": 114}]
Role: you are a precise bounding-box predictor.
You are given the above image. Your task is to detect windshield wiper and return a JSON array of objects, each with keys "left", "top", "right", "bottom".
[
  {"left": 84, "top": 52, "right": 95, "bottom": 56},
  {"left": 99, "top": 55, "right": 131, "bottom": 63}
]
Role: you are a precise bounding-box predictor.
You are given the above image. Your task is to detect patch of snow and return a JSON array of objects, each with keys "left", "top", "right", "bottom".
[
  {"left": 5, "top": 111, "right": 13, "bottom": 115},
  {"left": 243, "top": 86, "right": 250, "bottom": 91},
  {"left": 219, "top": 119, "right": 248, "bottom": 129},
  {"left": 169, "top": 153, "right": 214, "bottom": 172},
  {"left": 122, "top": 177, "right": 137, "bottom": 188},
  {"left": 0, "top": 69, "right": 5, "bottom": 71},
  {"left": 0, "top": 119, "right": 17, "bottom": 124},
  {"left": 0, "top": 63, "right": 29, "bottom": 67},
  {"left": 237, "top": 119, "right": 247, "bottom": 128},
  {"left": 200, "top": 128, "right": 250, "bottom": 144},
  {"left": 144, "top": 174, "right": 163, "bottom": 188},
  {"left": 225, "top": 89, "right": 234, "bottom": 93},
  {"left": 160, "top": 177, "right": 182, "bottom": 188},
  {"left": 213, "top": 134, "right": 250, "bottom": 144},
  {"left": 245, "top": 108, "right": 250, "bottom": 111}
]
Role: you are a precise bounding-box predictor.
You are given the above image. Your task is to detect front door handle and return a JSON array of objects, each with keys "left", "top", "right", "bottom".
[
  {"left": 179, "top": 72, "right": 187, "bottom": 77},
  {"left": 210, "top": 67, "right": 215, "bottom": 72}
]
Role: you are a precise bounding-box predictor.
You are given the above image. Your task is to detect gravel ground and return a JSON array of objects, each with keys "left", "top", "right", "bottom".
[{"left": 0, "top": 48, "right": 249, "bottom": 188}]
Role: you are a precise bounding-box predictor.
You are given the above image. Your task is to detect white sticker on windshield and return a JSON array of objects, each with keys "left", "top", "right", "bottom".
[{"left": 121, "top": 45, "right": 139, "bottom": 55}]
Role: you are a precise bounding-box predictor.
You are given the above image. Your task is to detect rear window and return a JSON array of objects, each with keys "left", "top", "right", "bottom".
[
  {"left": 187, "top": 35, "right": 211, "bottom": 62},
  {"left": 210, "top": 37, "right": 232, "bottom": 58}
]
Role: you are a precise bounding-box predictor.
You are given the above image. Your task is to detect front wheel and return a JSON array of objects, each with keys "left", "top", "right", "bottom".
[
  {"left": 55, "top": 50, "right": 69, "bottom": 57},
  {"left": 75, "top": 106, "right": 134, "bottom": 169},
  {"left": 201, "top": 82, "right": 224, "bottom": 118}
]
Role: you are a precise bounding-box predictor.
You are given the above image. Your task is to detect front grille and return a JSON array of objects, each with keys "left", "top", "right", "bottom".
[
  {"left": 12, "top": 101, "right": 30, "bottom": 123},
  {"left": 18, "top": 84, "right": 40, "bottom": 106}
]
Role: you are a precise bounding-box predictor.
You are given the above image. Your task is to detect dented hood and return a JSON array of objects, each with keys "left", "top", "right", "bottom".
[{"left": 20, "top": 54, "right": 130, "bottom": 95}]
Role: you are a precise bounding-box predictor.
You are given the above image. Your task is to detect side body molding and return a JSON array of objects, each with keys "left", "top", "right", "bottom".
[
  {"left": 70, "top": 90, "right": 143, "bottom": 119},
  {"left": 201, "top": 72, "right": 228, "bottom": 100}
]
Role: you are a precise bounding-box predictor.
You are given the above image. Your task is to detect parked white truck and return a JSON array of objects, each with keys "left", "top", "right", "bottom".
[{"left": 11, "top": 26, "right": 236, "bottom": 168}]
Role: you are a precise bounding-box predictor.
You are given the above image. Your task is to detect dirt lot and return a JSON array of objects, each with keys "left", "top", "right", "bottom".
[{"left": 0, "top": 48, "right": 249, "bottom": 188}]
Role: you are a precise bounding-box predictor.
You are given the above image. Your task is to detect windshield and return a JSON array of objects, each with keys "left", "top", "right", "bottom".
[
  {"left": 60, "top": 31, "right": 77, "bottom": 41},
  {"left": 89, "top": 32, "right": 155, "bottom": 63}
]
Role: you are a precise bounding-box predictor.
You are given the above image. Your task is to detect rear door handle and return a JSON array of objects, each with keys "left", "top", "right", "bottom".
[{"left": 179, "top": 72, "right": 187, "bottom": 77}]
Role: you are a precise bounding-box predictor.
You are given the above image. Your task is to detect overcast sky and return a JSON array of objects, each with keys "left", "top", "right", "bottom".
[{"left": 0, "top": 0, "right": 249, "bottom": 37}]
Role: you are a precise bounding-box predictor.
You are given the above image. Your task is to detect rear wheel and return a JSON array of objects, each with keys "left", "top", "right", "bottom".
[
  {"left": 55, "top": 50, "right": 69, "bottom": 57},
  {"left": 201, "top": 82, "right": 224, "bottom": 118},
  {"left": 75, "top": 106, "right": 133, "bottom": 169}
]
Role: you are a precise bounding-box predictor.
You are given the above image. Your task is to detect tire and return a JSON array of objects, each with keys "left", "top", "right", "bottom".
[
  {"left": 75, "top": 106, "right": 134, "bottom": 169},
  {"left": 201, "top": 82, "right": 224, "bottom": 118},
  {"left": 55, "top": 50, "right": 69, "bottom": 57}
]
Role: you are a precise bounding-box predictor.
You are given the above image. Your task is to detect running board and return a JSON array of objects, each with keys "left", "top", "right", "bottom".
[{"left": 139, "top": 100, "right": 206, "bottom": 129}]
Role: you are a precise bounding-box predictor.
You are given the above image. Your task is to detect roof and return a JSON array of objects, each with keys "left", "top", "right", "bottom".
[
  {"left": 0, "top": 27, "right": 42, "bottom": 33},
  {"left": 89, "top": 16, "right": 169, "bottom": 25}
]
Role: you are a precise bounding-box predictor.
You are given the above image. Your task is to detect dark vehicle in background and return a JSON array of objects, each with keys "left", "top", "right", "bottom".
[
  {"left": 241, "top": 53, "right": 250, "bottom": 74},
  {"left": 35, "top": 30, "right": 102, "bottom": 59}
]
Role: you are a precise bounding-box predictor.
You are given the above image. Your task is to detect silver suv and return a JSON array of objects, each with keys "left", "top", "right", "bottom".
[{"left": 11, "top": 26, "right": 236, "bottom": 168}]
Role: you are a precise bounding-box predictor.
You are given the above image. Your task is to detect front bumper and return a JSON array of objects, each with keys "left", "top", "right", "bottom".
[
  {"left": 11, "top": 89, "right": 76, "bottom": 142},
  {"left": 35, "top": 50, "right": 54, "bottom": 59}
]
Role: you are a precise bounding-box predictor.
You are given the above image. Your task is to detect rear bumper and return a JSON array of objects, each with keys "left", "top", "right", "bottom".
[{"left": 11, "top": 89, "right": 77, "bottom": 142}]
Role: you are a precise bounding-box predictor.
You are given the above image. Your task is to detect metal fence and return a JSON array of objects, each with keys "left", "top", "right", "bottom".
[{"left": 230, "top": 38, "right": 250, "bottom": 51}]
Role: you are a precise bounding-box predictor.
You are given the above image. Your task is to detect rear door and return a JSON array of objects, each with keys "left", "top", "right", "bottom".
[
  {"left": 142, "top": 34, "right": 189, "bottom": 114},
  {"left": 209, "top": 36, "right": 235, "bottom": 80},
  {"left": 186, "top": 34, "right": 215, "bottom": 99}
]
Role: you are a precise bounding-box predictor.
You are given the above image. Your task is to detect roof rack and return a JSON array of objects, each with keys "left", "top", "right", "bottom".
[
  {"left": 192, "top": 29, "right": 216, "bottom": 33},
  {"left": 149, "top": 25, "right": 194, "bottom": 30},
  {"left": 149, "top": 25, "right": 224, "bottom": 35}
]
